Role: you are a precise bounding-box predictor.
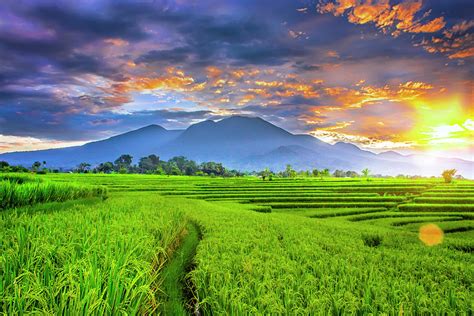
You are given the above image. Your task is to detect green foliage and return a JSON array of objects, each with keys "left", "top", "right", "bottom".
[
  {"left": 138, "top": 154, "right": 160, "bottom": 173},
  {"left": 95, "top": 161, "right": 114, "bottom": 173},
  {"left": 283, "top": 164, "right": 296, "bottom": 178},
  {"left": 1, "top": 174, "right": 473, "bottom": 314},
  {"left": 0, "top": 193, "right": 186, "bottom": 314},
  {"left": 0, "top": 179, "right": 107, "bottom": 210},
  {"left": 362, "top": 168, "right": 370, "bottom": 179},
  {"left": 321, "top": 168, "right": 330, "bottom": 178},
  {"left": 362, "top": 234, "right": 383, "bottom": 247},
  {"left": 75, "top": 162, "right": 91, "bottom": 173}
]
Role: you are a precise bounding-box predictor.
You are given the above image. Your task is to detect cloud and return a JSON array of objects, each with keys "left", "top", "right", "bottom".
[
  {"left": 318, "top": 0, "right": 445, "bottom": 34},
  {"left": 136, "top": 47, "right": 192, "bottom": 64},
  {"left": 418, "top": 19, "right": 474, "bottom": 59},
  {"left": 0, "top": 135, "right": 86, "bottom": 154},
  {"left": 316, "top": 0, "right": 474, "bottom": 60},
  {"left": 0, "top": 0, "right": 471, "bottom": 157}
]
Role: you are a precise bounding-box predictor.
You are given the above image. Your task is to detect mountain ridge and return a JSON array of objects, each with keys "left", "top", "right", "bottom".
[{"left": 0, "top": 116, "right": 472, "bottom": 177}]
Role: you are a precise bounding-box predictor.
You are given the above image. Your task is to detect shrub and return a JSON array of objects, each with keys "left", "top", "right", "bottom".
[{"left": 362, "top": 234, "right": 383, "bottom": 247}]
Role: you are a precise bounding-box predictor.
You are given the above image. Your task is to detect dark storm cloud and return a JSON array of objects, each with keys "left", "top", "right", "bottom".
[
  {"left": 136, "top": 47, "right": 192, "bottom": 64},
  {"left": 292, "top": 62, "right": 321, "bottom": 72},
  {"left": 228, "top": 43, "right": 307, "bottom": 66},
  {"left": 27, "top": 3, "right": 149, "bottom": 41}
]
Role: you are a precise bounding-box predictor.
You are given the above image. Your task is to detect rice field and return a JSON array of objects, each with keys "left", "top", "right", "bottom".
[{"left": 1, "top": 174, "right": 473, "bottom": 314}]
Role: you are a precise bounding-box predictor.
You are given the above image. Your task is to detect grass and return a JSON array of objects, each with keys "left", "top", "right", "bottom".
[
  {"left": 159, "top": 222, "right": 200, "bottom": 315},
  {"left": 1, "top": 174, "right": 473, "bottom": 314},
  {"left": 0, "top": 192, "right": 186, "bottom": 314},
  {"left": 414, "top": 197, "right": 474, "bottom": 204},
  {"left": 398, "top": 204, "right": 474, "bottom": 212},
  {"left": 0, "top": 180, "right": 107, "bottom": 210}
]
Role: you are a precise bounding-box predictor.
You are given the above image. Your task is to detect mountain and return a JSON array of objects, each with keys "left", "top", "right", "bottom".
[
  {"left": 158, "top": 116, "right": 329, "bottom": 162},
  {"left": 1, "top": 116, "right": 473, "bottom": 177},
  {"left": 0, "top": 124, "right": 182, "bottom": 168}
]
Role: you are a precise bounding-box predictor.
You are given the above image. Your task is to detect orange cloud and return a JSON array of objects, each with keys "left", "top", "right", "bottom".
[
  {"left": 448, "top": 47, "right": 474, "bottom": 59},
  {"left": 104, "top": 38, "right": 129, "bottom": 46},
  {"left": 254, "top": 80, "right": 320, "bottom": 98},
  {"left": 323, "top": 81, "right": 434, "bottom": 108},
  {"left": 421, "top": 28, "right": 474, "bottom": 59},
  {"left": 318, "top": 0, "right": 445, "bottom": 34},
  {"left": 408, "top": 17, "right": 445, "bottom": 33},
  {"left": 237, "top": 94, "right": 256, "bottom": 106},
  {"left": 316, "top": 1, "right": 474, "bottom": 59},
  {"left": 326, "top": 50, "right": 340, "bottom": 58},
  {"left": 206, "top": 66, "right": 223, "bottom": 79}
]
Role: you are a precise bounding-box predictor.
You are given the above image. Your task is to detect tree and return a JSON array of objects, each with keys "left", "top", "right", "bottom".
[
  {"left": 0, "top": 161, "right": 9, "bottom": 169},
  {"left": 95, "top": 162, "right": 114, "bottom": 173},
  {"left": 200, "top": 161, "right": 225, "bottom": 176},
  {"left": 138, "top": 154, "right": 160, "bottom": 173},
  {"left": 155, "top": 165, "right": 165, "bottom": 175},
  {"left": 442, "top": 169, "right": 456, "bottom": 183},
  {"left": 32, "top": 161, "right": 42, "bottom": 171},
  {"left": 312, "top": 169, "right": 320, "bottom": 177},
  {"left": 114, "top": 154, "right": 133, "bottom": 171},
  {"left": 168, "top": 162, "right": 182, "bottom": 175},
  {"left": 261, "top": 168, "right": 271, "bottom": 181},
  {"left": 284, "top": 164, "right": 296, "bottom": 178},
  {"left": 320, "top": 168, "right": 330, "bottom": 179},
  {"left": 333, "top": 169, "right": 345, "bottom": 178},
  {"left": 76, "top": 162, "right": 91, "bottom": 173},
  {"left": 345, "top": 170, "right": 359, "bottom": 178},
  {"left": 362, "top": 168, "right": 370, "bottom": 179}
]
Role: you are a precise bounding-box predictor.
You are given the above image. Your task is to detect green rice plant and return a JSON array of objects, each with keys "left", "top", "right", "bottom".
[
  {"left": 182, "top": 198, "right": 474, "bottom": 314},
  {"left": 0, "top": 193, "right": 187, "bottom": 314},
  {"left": 421, "top": 193, "right": 474, "bottom": 197},
  {"left": 308, "top": 207, "right": 387, "bottom": 218},
  {"left": 361, "top": 234, "right": 383, "bottom": 247},
  {"left": 266, "top": 202, "right": 398, "bottom": 209},
  {"left": 0, "top": 180, "right": 107, "bottom": 210},
  {"left": 398, "top": 204, "right": 474, "bottom": 212},
  {"left": 0, "top": 174, "right": 42, "bottom": 184},
  {"left": 2, "top": 174, "right": 472, "bottom": 314},
  {"left": 414, "top": 197, "right": 474, "bottom": 204},
  {"left": 244, "top": 196, "right": 406, "bottom": 203}
]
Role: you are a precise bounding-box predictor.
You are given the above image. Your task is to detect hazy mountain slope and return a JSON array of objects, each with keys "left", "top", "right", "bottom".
[
  {"left": 0, "top": 116, "right": 472, "bottom": 177},
  {"left": 159, "top": 116, "right": 329, "bottom": 161},
  {"left": 0, "top": 125, "right": 182, "bottom": 168}
]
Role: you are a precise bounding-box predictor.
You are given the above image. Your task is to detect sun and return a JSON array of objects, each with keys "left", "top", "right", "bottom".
[{"left": 408, "top": 95, "right": 473, "bottom": 151}]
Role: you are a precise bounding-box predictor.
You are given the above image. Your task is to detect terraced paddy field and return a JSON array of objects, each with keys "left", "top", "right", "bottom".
[{"left": 1, "top": 174, "right": 473, "bottom": 314}]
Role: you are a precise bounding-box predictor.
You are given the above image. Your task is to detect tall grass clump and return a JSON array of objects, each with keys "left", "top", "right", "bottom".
[
  {"left": 0, "top": 180, "right": 107, "bottom": 210},
  {"left": 0, "top": 174, "right": 42, "bottom": 184},
  {"left": 0, "top": 193, "right": 187, "bottom": 314}
]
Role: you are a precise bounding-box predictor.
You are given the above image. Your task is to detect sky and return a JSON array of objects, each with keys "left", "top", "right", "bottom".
[{"left": 0, "top": 0, "right": 472, "bottom": 160}]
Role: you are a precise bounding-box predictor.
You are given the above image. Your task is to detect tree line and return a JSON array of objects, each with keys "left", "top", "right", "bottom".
[
  {"left": 76, "top": 154, "right": 244, "bottom": 177},
  {"left": 0, "top": 157, "right": 461, "bottom": 182}
]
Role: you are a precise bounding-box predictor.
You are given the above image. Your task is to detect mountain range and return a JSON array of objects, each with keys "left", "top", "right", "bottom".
[{"left": 1, "top": 116, "right": 472, "bottom": 177}]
